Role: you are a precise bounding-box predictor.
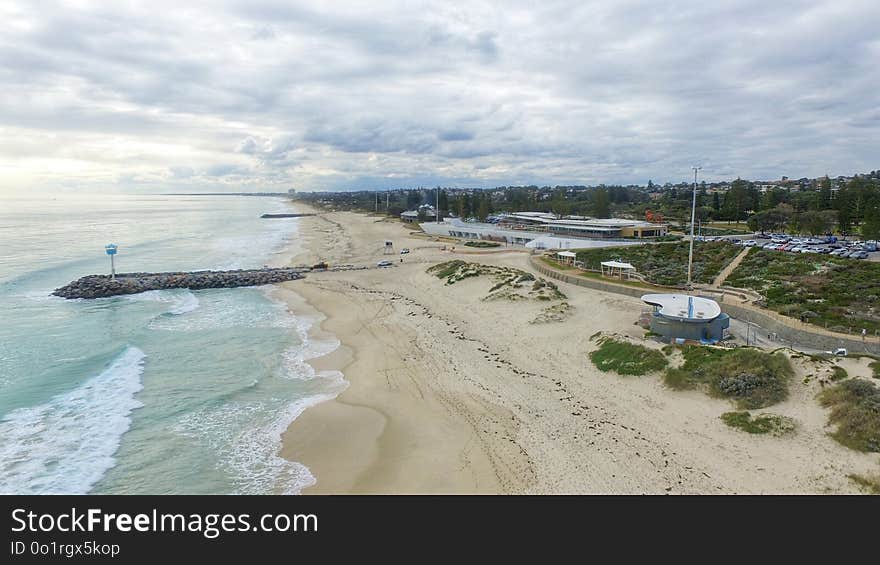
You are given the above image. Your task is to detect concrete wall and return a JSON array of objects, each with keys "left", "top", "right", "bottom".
[{"left": 528, "top": 255, "right": 879, "bottom": 354}]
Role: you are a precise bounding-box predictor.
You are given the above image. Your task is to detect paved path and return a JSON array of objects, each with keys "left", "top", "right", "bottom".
[{"left": 711, "top": 247, "right": 750, "bottom": 288}]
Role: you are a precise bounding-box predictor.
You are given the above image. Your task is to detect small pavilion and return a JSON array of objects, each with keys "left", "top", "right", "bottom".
[
  {"left": 600, "top": 259, "right": 635, "bottom": 279},
  {"left": 555, "top": 250, "right": 576, "bottom": 265}
]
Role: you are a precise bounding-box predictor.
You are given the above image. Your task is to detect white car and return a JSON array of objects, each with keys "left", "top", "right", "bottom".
[
  {"left": 400, "top": 248, "right": 410, "bottom": 254},
  {"left": 377, "top": 260, "right": 393, "bottom": 267}
]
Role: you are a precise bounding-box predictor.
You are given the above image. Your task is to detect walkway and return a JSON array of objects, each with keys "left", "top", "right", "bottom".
[{"left": 711, "top": 247, "right": 750, "bottom": 288}]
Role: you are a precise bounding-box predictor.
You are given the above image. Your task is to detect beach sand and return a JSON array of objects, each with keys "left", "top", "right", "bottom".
[{"left": 277, "top": 204, "right": 880, "bottom": 494}]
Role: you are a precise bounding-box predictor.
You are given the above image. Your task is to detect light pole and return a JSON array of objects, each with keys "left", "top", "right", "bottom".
[
  {"left": 686, "top": 166, "right": 701, "bottom": 290},
  {"left": 105, "top": 243, "right": 118, "bottom": 279}
]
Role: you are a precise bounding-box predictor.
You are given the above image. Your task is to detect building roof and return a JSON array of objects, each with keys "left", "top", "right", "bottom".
[
  {"left": 556, "top": 251, "right": 577, "bottom": 258},
  {"left": 601, "top": 260, "right": 634, "bottom": 269},
  {"left": 641, "top": 293, "right": 722, "bottom": 321}
]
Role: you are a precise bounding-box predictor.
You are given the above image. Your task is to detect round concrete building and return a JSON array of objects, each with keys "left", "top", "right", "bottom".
[{"left": 641, "top": 293, "right": 730, "bottom": 344}]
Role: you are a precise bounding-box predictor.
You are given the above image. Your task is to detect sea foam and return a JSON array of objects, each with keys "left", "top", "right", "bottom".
[{"left": 0, "top": 347, "right": 146, "bottom": 494}]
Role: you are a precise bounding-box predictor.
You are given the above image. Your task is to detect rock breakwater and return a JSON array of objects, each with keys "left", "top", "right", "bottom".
[{"left": 53, "top": 268, "right": 308, "bottom": 299}]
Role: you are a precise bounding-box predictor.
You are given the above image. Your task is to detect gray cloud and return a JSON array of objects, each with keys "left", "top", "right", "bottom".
[{"left": 0, "top": 0, "right": 878, "bottom": 193}]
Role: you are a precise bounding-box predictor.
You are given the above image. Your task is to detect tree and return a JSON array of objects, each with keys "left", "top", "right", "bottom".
[
  {"left": 406, "top": 190, "right": 421, "bottom": 210},
  {"left": 818, "top": 176, "right": 832, "bottom": 210},
  {"left": 457, "top": 193, "right": 471, "bottom": 218},
  {"left": 796, "top": 210, "right": 837, "bottom": 235},
  {"left": 550, "top": 189, "right": 568, "bottom": 217},
  {"left": 712, "top": 192, "right": 721, "bottom": 212},
  {"left": 862, "top": 198, "right": 880, "bottom": 240},
  {"left": 747, "top": 207, "right": 791, "bottom": 234},
  {"left": 722, "top": 178, "right": 750, "bottom": 222},
  {"left": 476, "top": 192, "right": 491, "bottom": 221},
  {"left": 593, "top": 187, "right": 610, "bottom": 218},
  {"left": 438, "top": 189, "right": 449, "bottom": 216}
]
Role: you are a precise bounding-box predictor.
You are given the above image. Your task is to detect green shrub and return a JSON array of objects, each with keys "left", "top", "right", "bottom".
[
  {"left": 721, "top": 411, "right": 795, "bottom": 435},
  {"left": 663, "top": 346, "right": 793, "bottom": 409},
  {"left": 819, "top": 379, "right": 880, "bottom": 452},
  {"left": 831, "top": 366, "right": 848, "bottom": 381},
  {"left": 871, "top": 360, "right": 880, "bottom": 379},
  {"left": 589, "top": 336, "right": 668, "bottom": 376}
]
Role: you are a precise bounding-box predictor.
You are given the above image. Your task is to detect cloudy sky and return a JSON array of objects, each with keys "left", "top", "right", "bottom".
[{"left": 1, "top": 0, "right": 878, "bottom": 193}]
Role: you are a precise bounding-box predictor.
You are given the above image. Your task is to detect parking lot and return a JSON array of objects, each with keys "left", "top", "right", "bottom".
[{"left": 695, "top": 233, "right": 879, "bottom": 260}]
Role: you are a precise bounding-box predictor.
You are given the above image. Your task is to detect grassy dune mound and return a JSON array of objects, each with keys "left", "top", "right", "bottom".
[
  {"left": 721, "top": 411, "right": 795, "bottom": 435},
  {"left": 819, "top": 379, "right": 880, "bottom": 453},
  {"left": 588, "top": 334, "right": 668, "bottom": 376},
  {"left": 664, "top": 346, "right": 793, "bottom": 409},
  {"left": 428, "top": 260, "right": 566, "bottom": 302}
]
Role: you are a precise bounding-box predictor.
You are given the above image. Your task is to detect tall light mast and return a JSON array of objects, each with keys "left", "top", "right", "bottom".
[{"left": 686, "top": 166, "right": 701, "bottom": 290}]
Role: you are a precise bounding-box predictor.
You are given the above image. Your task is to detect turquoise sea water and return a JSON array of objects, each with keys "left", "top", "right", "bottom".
[{"left": 0, "top": 193, "right": 343, "bottom": 494}]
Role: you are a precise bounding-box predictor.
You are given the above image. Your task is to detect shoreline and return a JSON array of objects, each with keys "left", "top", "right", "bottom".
[{"left": 275, "top": 203, "right": 509, "bottom": 493}]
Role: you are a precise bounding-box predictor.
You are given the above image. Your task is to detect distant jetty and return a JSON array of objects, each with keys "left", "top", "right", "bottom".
[
  {"left": 53, "top": 268, "right": 308, "bottom": 299},
  {"left": 260, "top": 213, "right": 316, "bottom": 218}
]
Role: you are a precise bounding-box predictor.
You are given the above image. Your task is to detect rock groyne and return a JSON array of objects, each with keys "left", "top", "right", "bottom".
[
  {"left": 260, "top": 213, "right": 316, "bottom": 218},
  {"left": 53, "top": 268, "right": 308, "bottom": 299}
]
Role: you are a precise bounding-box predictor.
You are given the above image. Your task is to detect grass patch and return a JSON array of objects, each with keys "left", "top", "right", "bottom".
[
  {"left": 664, "top": 346, "right": 793, "bottom": 409},
  {"left": 574, "top": 240, "right": 742, "bottom": 286},
  {"left": 726, "top": 248, "right": 880, "bottom": 333},
  {"left": 848, "top": 474, "right": 880, "bottom": 494},
  {"left": 831, "top": 366, "right": 849, "bottom": 381},
  {"left": 463, "top": 240, "right": 501, "bottom": 248},
  {"left": 589, "top": 335, "right": 668, "bottom": 376},
  {"left": 871, "top": 360, "right": 880, "bottom": 379},
  {"left": 428, "top": 260, "right": 566, "bottom": 301},
  {"left": 819, "top": 379, "right": 880, "bottom": 452},
  {"left": 721, "top": 411, "right": 795, "bottom": 435}
]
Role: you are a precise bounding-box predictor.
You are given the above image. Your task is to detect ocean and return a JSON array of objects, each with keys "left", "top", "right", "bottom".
[{"left": 0, "top": 193, "right": 344, "bottom": 494}]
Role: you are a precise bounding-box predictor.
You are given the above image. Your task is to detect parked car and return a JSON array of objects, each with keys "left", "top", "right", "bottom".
[
  {"left": 827, "top": 348, "right": 848, "bottom": 357},
  {"left": 864, "top": 241, "right": 878, "bottom": 252},
  {"left": 377, "top": 260, "right": 393, "bottom": 267},
  {"left": 849, "top": 251, "right": 869, "bottom": 259},
  {"left": 743, "top": 240, "right": 757, "bottom": 247},
  {"left": 400, "top": 248, "right": 410, "bottom": 254}
]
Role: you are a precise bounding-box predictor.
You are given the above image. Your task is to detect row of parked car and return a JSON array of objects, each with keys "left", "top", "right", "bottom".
[{"left": 735, "top": 234, "right": 877, "bottom": 259}]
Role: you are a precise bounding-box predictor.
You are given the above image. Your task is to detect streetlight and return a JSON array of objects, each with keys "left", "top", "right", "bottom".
[
  {"left": 105, "top": 243, "right": 118, "bottom": 279},
  {"left": 686, "top": 166, "right": 701, "bottom": 290},
  {"left": 745, "top": 320, "right": 760, "bottom": 346}
]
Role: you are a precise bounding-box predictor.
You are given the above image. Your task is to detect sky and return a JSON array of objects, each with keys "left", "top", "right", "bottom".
[{"left": 0, "top": 0, "right": 878, "bottom": 193}]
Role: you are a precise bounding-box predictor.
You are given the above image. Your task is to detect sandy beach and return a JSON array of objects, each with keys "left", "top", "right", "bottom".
[{"left": 277, "top": 204, "right": 879, "bottom": 494}]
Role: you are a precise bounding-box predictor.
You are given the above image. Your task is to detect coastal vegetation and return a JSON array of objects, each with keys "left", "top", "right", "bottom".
[
  {"left": 463, "top": 240, "right": 501, "bottom": 248},
  {"left": 721, "top": 411, "right": 795, "bottom": 435},
  {"left": 664, "top": 346, "right": 793, "bottom": 409},
  {"left": 574, "top": 241, "right": 742, "bottom": 286},
  {"left": 872, "top": 360, "right": 880, "bottom": 379},
  {"left": 427, "top": 260, "right": 566, "bottom": 302},
  {"left": 531, "top": 302, "right": 573, "bottom": 324},
  {"left": 725, "top": 249, "right": 880, "bottom": 333},
  {"left": 819, "top": 379, "right": 880, "bottom": 452},
  {"left": 588, "top": 335, "right": 668, "bottom": 376}
]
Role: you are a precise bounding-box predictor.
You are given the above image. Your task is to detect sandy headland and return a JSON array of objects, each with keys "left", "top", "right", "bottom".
[{"left": 277, "top": 203, "right": 879, "bottom": 494}]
